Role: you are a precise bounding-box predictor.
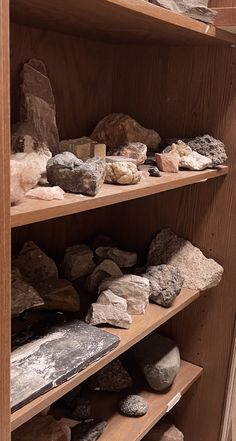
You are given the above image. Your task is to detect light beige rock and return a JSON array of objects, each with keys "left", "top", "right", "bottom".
[
  {"left": 11, "top": 267, "right": 44, "bottom": 317},
  {"left": 95, "top": 246, "right": 137, "bottom": 268},
  {"left": 62, "top": 244, "right": 95, "bottom": 281},
  {"left": 155, "top": 153, "right": 179, "bottom": 173},
  {"left": 91, "top": 113, "right": 161, "bottom": 151},
  {"left": 87, "top": 259, "right": 123, "bottom": 293},
  {"left": 37, "top": 279, "right": 80, "bottom": 312},
  {"left": 105, "top": 161, "right": 142, "bottom": 185},
  {"left": 85, "top": 302, "right": 132, "bottom": 329},
  {"left": 180, "top": 151, "right": 212, "bottom": 170},
  {"left": 149, "top": 0, "right": 217, "bottom": 24},
  {"left": 99, "top": 274, "right": 150, "bottom": 314},
  {"left": 112, "top": 142, "right": 147, "bottom": 165},
  {"left": 105, "top": 156, "right": 137, "bottom": 165},
  {"left": 97, "top": 289, "right": 128, "bottom": 310},
  {"left": 26, "top": 186, "right": 64, "bottom": 200},
  {"left": 148, "top": 228, "right": 224, "bottom": 291},
  {"left": 163, "top": 140, "right": 192, "bottom": 157},
  {"left": 143, "top": 422, "right": 184, "bottom": 441},
  {"left": 12, "top": 415, "right": 71, "bottom": 441},
  {"left": 59, "top": 137, "right": 106, "bottom": 160}
]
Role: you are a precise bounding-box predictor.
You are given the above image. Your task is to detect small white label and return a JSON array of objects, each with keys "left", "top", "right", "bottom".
[{"left": 166, "top": 392, "right": 181, "bottom": 412}]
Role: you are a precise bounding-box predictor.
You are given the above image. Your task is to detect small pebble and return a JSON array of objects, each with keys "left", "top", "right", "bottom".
[
  {"left": 119, "top": 394, "right": 148, "bottom": 417},
  {"left": 148, "top": 167, "right": 161, "bottom": 177}
]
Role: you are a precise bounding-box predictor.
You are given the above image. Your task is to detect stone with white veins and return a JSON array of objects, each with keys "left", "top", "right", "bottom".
[
  {"left": 145, "top": 264, "right": 184, "bottom": 307},
  {"left": 87, "top": 259, "right": 123, "bottom": 293},
  {"left": 95, "top": 246, "right": 137, "bottom": 268},
  {"left": 85, "top": 302, "right": 132, "bottom": 329},
  {"left": 12, "top": 415, "right": 71, "bottom": 441},
  {"left": 90, "top": 359, "right": 133, "bottom": 392},
  {"left": 62, "top": 244, "right": 96, "bottom": 281},
  {"left": 11, "top": 267, "right": 44, "bottom": 317}
]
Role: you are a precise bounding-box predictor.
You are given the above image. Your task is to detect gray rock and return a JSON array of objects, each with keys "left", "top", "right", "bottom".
[
  {"left": 62, "top": 244, "right": 96, "bottom": 281},
  {"left": 143, "top": 422, "right": 184, "bottom": 441},
  {"left": 105, "top": 161, "right": 142, "bottom": 185},
  {"left": 71, "top": 420, "right": 107, "bottom": 441},
  {"left": 188, "top": 134, "right": 228, "bottom": 167},
  {"left": 145, "top": 265, "right": 184, "bottom": 307},
  {"left": 12, "top": 416, "right": 71, "bottom": 441},
  {"left": 37, "top": 279, "right": 80, "bottom": 312},
  {"left": 133, "top": 333, "right": 181, "bottom": 392},
  {"left": 148, "top": 228, "right": 224, "bottom": 291},
  {"left": 85, "top": 302, "right": 132, "bottom": 329},
  {"left": 95, "top": 246, "right": 137, "bottom": 268},
  {"left": 119, "top": 395, "right": 148, "bottom": 417},
  {"left": 87, "top": 259, "right": 123, "bottom": 293},
  {"left": 90, "top": 359, "right": 133, "bottom": 392},
  {"left": 72, "top": 397, "right": 91, "bottom": 420},
  {"left": 11, "top": 267, "right": 44, "bottom": 316},
  {"left": 148, "top": 0, "right": 217, "bottom": 24}
]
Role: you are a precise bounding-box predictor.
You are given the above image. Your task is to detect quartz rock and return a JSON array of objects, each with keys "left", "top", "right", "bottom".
[
  {"left": 148, "top": 228, "right": 224, "bottom": 291},
  {"left": 149, "top": 166, "right": 161, "bottom": 177},
  {"left": 155, "top": 154, "right": 179, "bottom": 173},
  {"left": 12, "top": 415, "right": 71, "bottom": 441},
  {"left": 87, "top": 259, "right": 123, "bottom": 293},
  {"left": 145, "top": 265, "right": 184, "bottom": 307},
  {"left": 71, "top": 420, "right": 107, "bottom": 441},
  {"left": 148, "top": 0, "right": 217, "bottom": 24},
  {"left": 112, "top": 142, "right": 147, "bottom": 165},
  {"left": 99, "top": 274, "right": 150, "bottom": 314},
  {"left": 119, "top": 395, "right": 148, "bottom": 417},
  {"left": 11, "top": 267, "right": 44, "bottom": 316},
  {"left": 143, "top": 422, "right": 184, "bottom": 441},
  {"left": 26, "top": 186, "right": 64, "bottom": 200},
  {"left": 97, "top": 289, "right": 128, "bottom": 310},
  {"left": 72, "top": 397, "right": 91, "bottom": 420},
  {"left": 162, "top": 140, "right": 192, "bottom": 157},
  {"left": 47, "top": 152, "right": 106, "bottom": 196},
  {"left": 37, "top": 279, "right": 80, "bottom": 312},
  {"left": 133, "top": 333, "right": 181, "bottom": 392},
  {"left": 105, "top": 161, "right": 141, "bottom": 185},
  {"left": 85, "top": 302, "right": 132, "bottom": 329},
  {"left": 90, "top": 359, "right": 133, "bottom": 391},
  {"left": 63, "top": 245, "right": 96, "bottom": 281},
  {"left": 180, "top": 150, "right": 211, "bottom": 170},
  {"left": 91, "top": 113, "right": 161, "bottom": 151},
  {"left": 95, "top": 246, "right": 137, "bottom": 268},
  {"left": 188, "top": 134, "right": 228, "bottom": 167},
  {"left": 105, "top": 156, "right": 137, "bottom": 165}
]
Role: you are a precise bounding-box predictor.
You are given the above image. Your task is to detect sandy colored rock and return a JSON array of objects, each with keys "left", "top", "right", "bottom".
[
  {"left": 12, "top": 415, "right": 71, "bottom": 441},
  {"left": 62, "top": 245, "right": 96, "bottom": 281},
  {"left": 162, "top": 140, "right": 192, "bottom": 157},
  {"left": 91, "top": 113, "right": 161, "bottom": 151},
  {"left": 105, "top": 161, "right": 142, "bottom": 185},
  {"left": 143, "top": 422, "right": 184, "bottom": 441},
  {"left": 71, "top": 420, "right": 107, "bottom": 441},
  {"left": 37, "top": 279, "right": 80, "bottom": 312},
  {"left": 155, "top": 153, "right": 179, "bottom": 173},
  {"left": 112, "top": 142, "right": 147, "bottom": 165},
  {"left": 47, "top": 152, "right": 106, "bottom": 196},
  {"left": 133, "top": 333, "right": 181, "bottom": 392},
  {"left": 60, "top": 137, "right": 106, "bottom": 160},
  {"left": 85, "top": 302, "right": 132, "bottom": 329},
  {"left": 11, "top": 267, "right": 44, "bottom": 316},
  {"left": 119, "top": 395, "right": 148, "bottom": 416},
  {"left": 145, "top": 264, "right": 184, "bottom": 307},
  {"left": 188, "top": 134, "right": 227, "bottom": 167},
  {"left": 95, "top": 246, "right": 137, "bottom": 268},
  {"left": 87, "top": 259, "right": 122, "bottom": 293},
  {"left": 90, "top": 359, "right": 133, "bottom": 391},
  {"left": 105, "top": 155, "right": 137, "bottom": 165},
  {"left": 99, "top": 274, "right": 150, "bottom": 314},
  {"left": 26, "top": 186, "right": 64, "bottom": 200},
  {"left": 97, "top": 289, "right": 128, "bottom": 310},
  {"left": 162, "top": 140, "right": 211, "bottom": 170},
  {"left": 148, "top": 0, "right": 217, "bottom": 24},
  {"left": 148, "top": 228, "right": 224, "bottom": 291}
]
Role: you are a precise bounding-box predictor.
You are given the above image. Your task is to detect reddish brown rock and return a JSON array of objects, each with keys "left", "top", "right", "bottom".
[
  {"left": 12, "top": 415, "right": 71, "bottom": 441},
  {"left": 155, "top": 153, "right": 179, "bottom": 173},
  {"left": 37, "top": 279, "right": 80, "bottom": 312}
]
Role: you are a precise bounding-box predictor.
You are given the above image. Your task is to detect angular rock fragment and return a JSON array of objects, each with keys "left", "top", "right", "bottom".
[
  {"left": 133, "top": 333, "right": 181, "bottom": 392},
  {"left": 148, "top": 0, "right": 217, "bottom": 24},
  {"left": 162, "top": 140, "right": 212, "bottom": 170},
  {"left": 85, "top": 302, "right": 132, "bottom": 329},
  {"left": 111, "top": 142, "right": 147, "bottom": 165},
  {"left": 119, "top": 395, "right": 148, "bottom": 417},
  {"left": 145, "top": 265, "right": 184, "bottom": 307},
  {"left": 91, "top": 113, "right": 161, "bottom": 151},
  {"left": 148, "top": 228, "right": 224, "bottom": 291},
  {"left": 11, "top": 267, "right": 44, "bottom": 316},
  {"left": 105, "top": 161, "right": 142, "bottom": 185},
  {"left": 87, "top": 259, "right": 122, "bottom": 293},
  {"left": 72, "top": 397, "right": 91, "bottom": 420},
  {"left": 12, "top": 415, "right": 71, "bottom": 441},
  {"left": 60, "top": 137, "right": 106, "bottom": 160},
  {"left": 90, "top": 359, "right": 133, "bottom": 392},
  {"left": 12, "top": 121, "right": 52, "bottom": 156},
  {"left": 71, "top": 420, "right": 107, "bottom": 441},
  {"left": 155, "top": 153, "right": 179, "bottom": 173},
  {"left": 62, "top": 245, "right": 96, "bottom": 281},
  {"left": 47, "top": 152, "right": 106, "bottom": 196},
  {"left": 95, "top": 246, "right": 137, "bottom": 268},
  {"left": 37, "top": 279, "right": 80, "bottom": 312},
  {"left": 143, "top": 422, "right": 184, "bottom": 441},
  {"left": 26, "top": 186, "right": 64, "bottom": 200},
  {"left": 97, "top": 289, "right": 128, "bottom": 309},
  {"left": 99, "top": 274, "right": 150, "bottom": 314},
  {"left": 149, "top": 166, "right": 161, "bottom": 177},
  {"left": 188, "top": 134, "right": 228, "bottom": 167}
]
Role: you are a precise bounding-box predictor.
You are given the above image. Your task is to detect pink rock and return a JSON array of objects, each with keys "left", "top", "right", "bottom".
[
  {"left": 155, "top": 153, "right": 179, "bottom": 173},
  {"left": 143, "top": 423, "right": 184, "bottom": 441},
  {"left": 26, "top": 186, "right": 64, "bottom": 200}
]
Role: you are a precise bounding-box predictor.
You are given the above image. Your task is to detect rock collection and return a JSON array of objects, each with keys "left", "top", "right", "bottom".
[
  {"left": 147, "top": 0, "right": 217, "bottom": 24},
  {"left": 90, "top": 359, "right": 133, "bottom": 392},
  {"left": 162, "top": 140, "right": 212, "bottom": 170},
  {"left": 95, "top": 246, "right": 137, "bottom": 268},
  {"left": 143, "top": 422, "right": 184, "bottom": 441},
  {"left": 119, "top": 395, "right": 148, "bottom": 417},
  {"left": 145, "top": 265, "right": 184, "bottom": 307}
]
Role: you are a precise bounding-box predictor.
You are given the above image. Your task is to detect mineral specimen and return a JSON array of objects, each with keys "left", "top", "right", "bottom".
[
  {"left": 11, "top": 267, "right": 44, "bottom": 316},
  {"left": 105, "top": 161, "right": 142, "bottom": 185},
  {"left": 148, "top": 166, "right": 161, "bottom": 177},
  {"left": 12, "top": 416, "right": 71, "bottom": 441},
  {"left": 26, "top": 186, "right": 64, "bottom": 200},
  {"left": 119, "top": 395, "right": 148, "bottom": 417},
  {"left": 162, "top": 140, "right": 192, "bottom": 157},
  {"left": 47, "top": 152, "right": 106, "bottom": 196},
  {"left": 90, "top": 359, "right": 133, "bottom": 391},
  {"left": 91, "top": 113, "right": 161, "bottom": 151},
  {"left": 95, "top": 246, "right": 137, "bottom": 268},
  {"left": 37, "top": 279, "right": 80, "bottom": 312},
  {"left": 71, "top": 420, "right": 107, "bottom": 441},
  {"left": 155, "top": 154, "right": 179, "bottom": 173},
  {"left": 112, "top": 142, "right": 147, "bottom": 165},
  {"left": 148, "top": 228, "right": 224, "bottom": 291},
  {"left": 148, "top": 0, "right": 217, "bottom": 24},
  {"left": 145, "top": 265, "right": 184, "bottom": 307},
  {"left": 133, "top": 333, "right": 181, "bottom": 392},
  {"left": 62, "top": 245, "right": 96, "bottom": 281},
  {"left": 85, "top": 302, "right": 132, "bottom": 329},
  {"left": 143, "top": 422, "right": 184, "bottom": 441},
  {"left": 162, "top": 140, "right": 212, "bottom": 170},
  {"left": 72, "top": 397, "right": 91, "bottom": 420},
  {"left": 188, "top": 134, "right": 228, "bottom": 167},
  {"left": 87, "top": 259, "right": 123, "bottom": 293}
]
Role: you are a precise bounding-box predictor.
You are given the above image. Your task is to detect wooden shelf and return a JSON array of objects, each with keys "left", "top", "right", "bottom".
[
  {"left": 11, "top": 288, "right": 200, "bottom": 431},
  {"left": 213, "top": 7, "right": 236, "bottom": 34},
  {"left": 11, "top": 167, "right": 228, "bottom": 228},
  {"left": 10, "top": 0, "right": 236, "bottom": 45}
]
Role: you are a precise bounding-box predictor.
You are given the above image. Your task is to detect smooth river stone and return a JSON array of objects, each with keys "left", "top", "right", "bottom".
[
  {"left": 11, "top": 267, "right": 44, "bottom": 317},
  {"left": 26, "top": 186, "right": 64, "bottom": 200},
  {"left": 12, "top": 416, "right": 71, "bottom": 441},
  {"left": 37, "top": 279, "right": 80, "bottom": 312},
  {"left": 188, "top": 134, "right": 228, "bottom": 167},
  {"left": 148, "top": 0, "right": 217, "bottom": 24},
  {"left": 112, "top": 142, "right": 147, "bottom": 165},
  {"left": 95, "top": 246, "right": 137, "bottom": 268},
  {"left": 11, "top": 320, "right": 120, "bottom": 411},
  {"left": 145, "top": 265, "right": 184, "bottom": 307},
  {"left": 105, "top": 161, "right": 142, "bottom": 185},
  {"left": 85, "top": 302, "right": 132, "bottom": 329},
  {"left": 143, "top": 422, "right": 184, "bottom": 441},
  {"left": 148, "top": 228, "right": 224, "bottom": 291},
  {"left": 71, "top": 420, "right": 107, "bottom": 441},
  {"left": 62, "top": 244, "right": 96, "bottom": 281},
  {"left": 87, "top": 259, "right": 123, "bottom": 293},
  {"left": 90, "top": 359, "right": 133, "bottom": 392},
  {"left": 119, "top": 395, "right": 148, "bottom": 417}
]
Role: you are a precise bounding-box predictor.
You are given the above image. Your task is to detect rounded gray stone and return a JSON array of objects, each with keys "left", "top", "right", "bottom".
[{"left": 119, "top": 395, "right": 148, "bottom": 417}]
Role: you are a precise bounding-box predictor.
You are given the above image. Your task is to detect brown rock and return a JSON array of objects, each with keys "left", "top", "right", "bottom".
[
  {"left": 148, "top": 0, "right": 217, "bottom": 24},
  {"left": 12, "top": 121, "right": 52, "bottom": 157},
  {"left": 155, "top": 153, "right": 179, "bottom": 173},
  {"left": 38, "top": 279, "right": 80, "bottom": 312},
  {"left": 12, "top": 415, "right": 71, "bottom": 441},
  {"left": 95, "top": 246, "right": 137, "bottom": 268},
  {"left": 112, "top": 142, "right": 147, "bottom": 165},
  {"left": 62, "top": 245, "right": 96, "bottom": 281},
  {"left": 90, "top": 359, "right": 133, "bottom": 391},
  {"left": 105, "top": 161, "right": 142, "bottom": 185},
  {"left": 60, "top": 137, "right": 106, "bottom": 160},
  {"left": 85, "top": 302, "right": 132, "bottom": 329},
  {"left": 87, "top": 259, "right": 123, "bottom": 293},
  {"left": 11, "top": 267, "right": 44, "bottom": 316},
  {"left": 143, "top": 422, "right": 184, "bottom": 441}
]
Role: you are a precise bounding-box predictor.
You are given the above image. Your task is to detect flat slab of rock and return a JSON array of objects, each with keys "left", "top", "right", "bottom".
[
  {"left": 90, "top": 359, "right": 133, "bottom": 392},
  {"left": 11, "top": 267, "right": 44, "bottom": 316},
  {"left": 133, "top": 333, "right": 181, "bottom": 392},
  {"left": 155, "top": 153, "right": 179, "bottom": 173},
  {"left": 87, "top": 259, "right": 123, "bottom": 293},
  {"left": 111, "top": 142, "right": 147, "bottom": 165},
  {"left": 143, "top": 422, "right": 184, "bottom": 441},
  {"left": 105, "top": 161, "right": 142, "bottom": 185},
  {"left": 37, "top": 279, "right": 80, "bottom": 312},
  {"left": 188, "top": 134, "right": 227, "bottom": 167},
  {"left": 12, "top": 416, "right": 71, "bottom": 441},
  {"left": 148, "top": 0, "right": 217, "bottom": 24},
  {"left": 71, "top": 420, "right": 107, "bottom": 441},
  {"left": 119, "top": 395, "right": 148, "bottom": 417},
  {"left": 63, "top": 245, "right": 96, "bottom": 281},
  {"left": 95, "top": 246, "right": 137, "bottom": 268},
  {"left": 145, "top": 264, "right": 184, "bottom": 307},
  {"left": 148, "top": 228, "right": 224, "bottom": 291},
  {"left": 11, "top": 320, "right": 119, "bottom": 411},
  {"left": 85, "top": 302, "right": 132, "bottom": 329}
]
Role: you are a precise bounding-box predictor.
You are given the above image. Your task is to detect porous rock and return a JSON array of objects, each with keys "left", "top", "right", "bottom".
[
  {"left": 148, "top": 228, "right": 224, "bottom": 291},
  {"left": 72, "top": 397, "right": 91, "bottom": 421},
  {"left": 90, "top": 359, "right": 133, "bottom": 392},
  {"left": 85, "top": 302, "right": 132, "bottom": 329},
  {"left": 47, "top": 152, "right": 106, "bottom": 196},
  {"left": 91, "top": 113, "right": 161, "bottom": 151},
  {"left": 145, "top": 265, "right": 184, "bottom": 307},
  {"left": 143, "top": 422, "right": 184, "bottom": 441},
  {"left": 162, "top": 140, "right": 212, "bottom": 170},
  {"left": 119, "top": 395, "right": 148, "bottom": 417},
  {"left": 112, "top": 142, "right": 147, "bottom": 165},
  {"left": 26, "top": 186, "right": 64, "bottom": 200},
  {"left": 99, "top": 274, "right": 150, "bottom": 314},
  {"left": 11, "top": 267, "right": 44, "bottom": 316},
  {"left": 87, "top": 259, "right": 123, "bottom": 293},
  {"left": 155, "top": 153, "right": 179, "bottom": 173},
  {"left": 133, "top": 333, "right": 181, "bottom": 392},
  {"left": 62, "top": 245, "right": 96, "bottom": 281},
  {"left": 188, "top": 134, "right": 228, "bottom": 167},
  {"left": 148, "top": 0, "right": 217, "bottom": 24},
  {"left": 12, "top": 415, "right": 71, "bottom": 441},
  {"left": 95, "top": 246, "right": 137, "bottom": 268},
  {"left": 37, "top": 279, "right": 80, "bottom": 312},
  {"left": 105, "top": 161, "right": 142, "bottom": 185},
  {"left": 71, "top": 420, "right": 107, "bottom": 441}
]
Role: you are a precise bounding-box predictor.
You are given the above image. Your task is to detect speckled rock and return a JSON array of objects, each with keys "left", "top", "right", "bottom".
[
  {"left": 143, "top": 422, "right": 184, "bottom": 441},
  {"left": 91, "top": 113, "right": 161, "bottom": 151},
  {"left": 90, "top": 359, "right": 133, "bottom": 392},
  {"left": 133, "top": 333, "right": 181, "bottom": 392},
  {"left": 47, "top": 152, "right": 106, "bottom": 196},
  {"left": 85, "top": 302, "right": 132, "bottom": 329},
  {"left": 26, "top": 186, "right": 64, "bottom": 200},
  {"left": 71, "top": 420, "right": 107, "bottom": 441},
  {"left": 188, "top": 134, "right": 228, "bottom": 167},
  {"left": 112, "top": 142, "right": 147, "bottom": 165},
  {"left": 12, "top": 415, "right": 71, "bottom": 441},
  {"left": 148, "top": 228, "right": 224, "bottom": 291},
  {"left": 105, "top": 161, "right": 142, "bottom": 185},
  {"left": 148, "top": 0, "right": 217, "bottom": 24},
  {"left": 145, "top": 265, "right": 184, "bottom": 307},
  {"left": 119, "top": 395, "right": 148, "bottom": 417},
  {"left": 37, "top": 279, "right": 80, "bottom": 312},
  {"left": 87, "top": 259, "right": 123, "bottom": 293},
  {"left": 11, "top": 267, "right": 44, "bottom": 316},
  {"left": 62, "top": 245, "right": 96, "bottom": 281},
  {"left": 72, "top": 397, "right": 91, "bottom": 420},
  {"left": 155, "top": 154, "right": 179, "bottom": 173},
  {"left": 99, "top": 274, "right": 150, "bottom": 314},
  {"left": 95, "top": 246, "right": 137, "bottom": 268},
  {"left": 149, "top": 166, "right": 161, "bottom": 177}
]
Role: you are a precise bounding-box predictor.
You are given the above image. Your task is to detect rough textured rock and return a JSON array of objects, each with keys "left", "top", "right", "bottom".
[
  {"left": 20, "top": 59, "right": 60, "bottom": 155},
  {"left": 148, "top": 228, "right": 224, "bottom": 291},
  {"left": 62, "top": 245, "right": 96, "bottom": 281},
  {"left": 97, "top": 289, "right": 128, "bottom": 309},
  {"left": 11, "top": 267, "right": 44, "bottom": 316},
  {"left": 143, "top": 422, "right": 184, "bottom": 441},
  {"left": 188, "top": 134, "right": 228, "bottom": 167},
  {"left": 133, "top": 333, "right": 181, "bottom": 392},
  {"left": 12, "top": 122, "right": 53, "bottom": 156},
  {"left": 162, "top": 140, "right": 211, "bottom": 170},
  {"left": 71, "top": 420, "right": 107, "bottom": 441},
  {"left": 148, "top": 0, "right": 217, "bottom": 24},
  {"left": 149, "top": 166, "right": 161, "bottom": 177},
  {"left": 91, "top": 113, "right": 161, "bottom": 151},
  {"left": 90, "top": 359, "right": 133, "bottom": 391},
  {"left": 26, "top": 186, "right": 64, "bottom": 200},
  {"left": 14, "top": 241, "right": 58, "bottom": 286},
  {"left": 87, "top": 259, "right": 123, "bottom": 293},
  {"left": 155, "top": 154, "right": 179, "bottom": 173},
  {"left": 72, "top": 397, "right": 91, "bottom": 420},
  {"left": 60, "top": 137, "right": 106, "bottom": 160},
  {"left": 47, "top": 152, "right": 106, "bottom": 196},
  {"left": 37, "top": 279, "right": 80, "bottom": 312},
  {"left": 119, "top": 395, "right": 148, "bottom": 417},
  {"left": 99, "top": 274, "right": 150, "bottom": 314},
  {"left": 95, "top": 246, "right": 137, "bottom": 268},
  {"left": 145, "top": 265, "right": 184, "bottom": 307},
  {"left": 105, "top": 161, "right": 142, "bottom": 185},
  {"left": 12, "top": 415, "right": 71, "bottom": 441},
  {"left": 162, "top": 140, "right": 191, "bottom": 157},
  {"left": 85, "top": 302, "right": 132, "bottom": 329},
  {"left": 112, "top": 142, "right": 147, "bottom": 165},
  {"left": 105, "top": 155, "right": 137, "bottom": 165}
]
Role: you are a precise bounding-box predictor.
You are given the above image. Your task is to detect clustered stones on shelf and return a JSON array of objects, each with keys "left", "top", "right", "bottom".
[
  {"left": 10, "top": 58, "right": 227, "bottom": 205},
  {"left": 144, "top": 0, "right": 217, "bottom": 24}
]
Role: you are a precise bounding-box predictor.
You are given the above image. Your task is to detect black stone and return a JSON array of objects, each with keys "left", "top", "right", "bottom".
[{"left": 148, "top": 167, "right": 161, "bottom": 177}]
